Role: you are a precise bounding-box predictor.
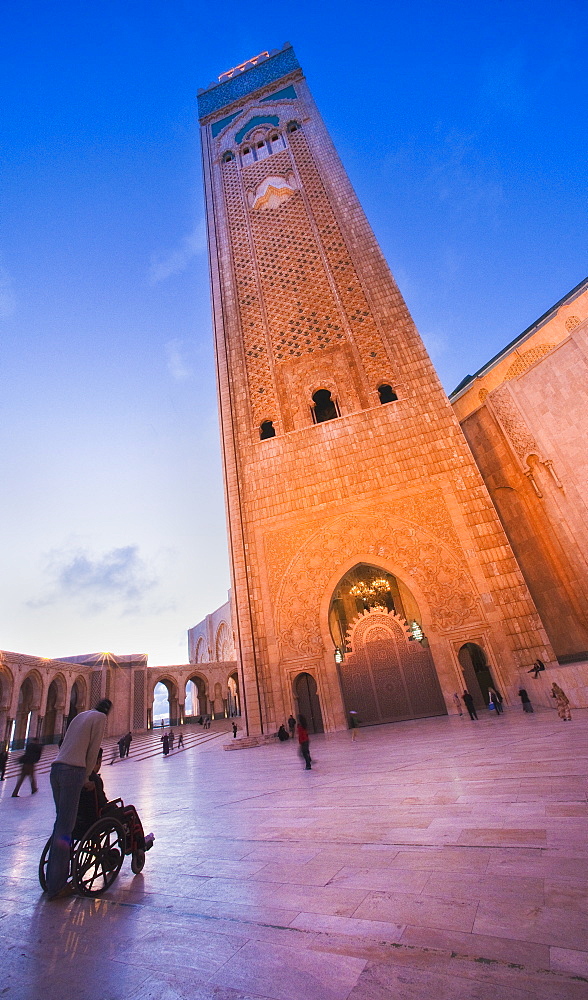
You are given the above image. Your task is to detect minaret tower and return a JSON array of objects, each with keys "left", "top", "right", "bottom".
[{"left": 198, "top": 45, "right": 554, "bottom": 734}]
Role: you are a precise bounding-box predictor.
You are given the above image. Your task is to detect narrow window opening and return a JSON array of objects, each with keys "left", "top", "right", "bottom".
[
  {"left": 260, "top": 420, "right": 276, "bottom": 440},
  {"left": 377, "top": 384, "right": 398, "bottom": 404},
  {"left": 221, "top": 150, "right": 235, "bottom": 163},
  {"left": 312, "top": 389, "right": 339, "bottom": 424},
  {"left": 287, "top": 120, "right": 300, "bottom": 133}
]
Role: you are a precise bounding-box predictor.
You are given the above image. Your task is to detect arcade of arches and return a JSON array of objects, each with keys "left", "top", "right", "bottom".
[{"left": 0, "top": 650, "right": 241, "bottom": 750}]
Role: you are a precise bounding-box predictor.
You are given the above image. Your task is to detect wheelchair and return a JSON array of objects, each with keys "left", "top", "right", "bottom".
[{"left": 39, "top": 798, "right": 153, "bottom": 897}]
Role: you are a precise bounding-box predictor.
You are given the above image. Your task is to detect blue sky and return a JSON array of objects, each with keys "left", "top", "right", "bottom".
[{"left": 1, "top": 0, "right": 586, "bottom": 665}]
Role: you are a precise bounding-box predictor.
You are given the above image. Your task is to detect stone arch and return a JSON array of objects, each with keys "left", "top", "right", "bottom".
[
  {"left": 0, "top": 663, "right": 14, "bottom": 746},
  {"left": 0, "top": 663, "right": 13, "bottom": 711},
  {"left": 13, "top": 670, "right": 43, "bottom": 745},
  {"left": 458, "top": 641, "right": 497, "bottom": 710},
  {"left": 67, "top": 675, "right": 87, "bottom": 726},
  {"left": 275, "top": 508, "right": 481, "bottom": 661},
  {"left": 215, "top": 621, "right": 233, "bottom": 661},
  {"left": 185, "top": 672, "right": 209, "bottom": 718},
  {"left": 227, "top": 670, "right": 241, "bottom": 716},
  {"left": 151, "top": 674, "right": 180, "bottom": 726},
  {"left": 42, "top": 673, "right": 67, "bottom": 741},
  {"left": 293, "top": 671, "right": 324, "bottom": 733}
]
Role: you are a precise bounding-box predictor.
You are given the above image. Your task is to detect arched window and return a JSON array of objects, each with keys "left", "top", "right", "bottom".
[
  {"left": 286, "top": 120, "right": 301, "bottom": 133},
  {"left": 268, "top": 132, "right": 286, "bottom": 154},
  {"left": 256, "top": 139, "right": 269, "bottom": 161},
  {"left": 241, "top": 146, "right": 255, "bottom": 166},
  {"left": 312, "top": 389, "right": 340, "bottom": 424},
  {"left": 221, "top": 150, "right": 235, "bottom": 163},
  {"left": 260, "top": 420, "right": 276, "bottom": 440},
  {"left": 377, "top": 384, "right": 398, "bottom": 404}
]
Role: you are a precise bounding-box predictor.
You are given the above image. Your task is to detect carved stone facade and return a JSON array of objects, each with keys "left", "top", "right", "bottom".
[
  {"left": 452, "top": 277, "right": 588, "bottom": 693},
  {"left": 198, "top": 45, "right": 556, "bottom": 734}
]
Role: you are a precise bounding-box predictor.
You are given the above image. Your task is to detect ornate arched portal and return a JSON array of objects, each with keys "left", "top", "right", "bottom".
[{"left": 337, "top": 605, "right": 446, "bottom": 726}]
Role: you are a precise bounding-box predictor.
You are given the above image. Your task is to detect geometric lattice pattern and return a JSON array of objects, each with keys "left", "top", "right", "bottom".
[
  {"left": 90, "top": 670, "right": 101, "bottom": 708},
  {"left": 222, "top": 160, "right": 277, "bottom": 425},
  {"left": 221, "top": 126, "right": 398, "bottom": 427},
  {"left": 504, "top": 345, "right": 556, "bottom": 381},
  {"left": 133, "top": 670, "right": 145, "bottom": 731}
]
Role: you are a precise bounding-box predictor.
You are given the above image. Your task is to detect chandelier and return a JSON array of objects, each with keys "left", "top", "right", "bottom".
[{"left": 349, "top": 578, "right": 391, "bottom": 605}]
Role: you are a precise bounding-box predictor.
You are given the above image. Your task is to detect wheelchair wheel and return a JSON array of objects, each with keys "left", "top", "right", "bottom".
[
  {"left": 131, "top": 848, "right": 145, "bottom": 874},
  {"left": 73, "top": 817, "right": 125, "bottom": 896},
  {"left": 38, "top": 837, "right": 52, "bottom": 891}
]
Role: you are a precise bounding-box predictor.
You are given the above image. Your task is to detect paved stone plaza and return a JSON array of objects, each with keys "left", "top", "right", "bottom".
[{"left": 1, "top": 710, "right": 587, "bottom": 1000}]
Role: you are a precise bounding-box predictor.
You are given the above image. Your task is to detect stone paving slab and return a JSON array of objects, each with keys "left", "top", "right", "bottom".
[{"left": 0, "top": 710, "right": 587, "bottom": 999}]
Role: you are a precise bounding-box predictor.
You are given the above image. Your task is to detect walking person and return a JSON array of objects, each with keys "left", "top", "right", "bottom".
[
  {"left": 0, "top": 744, "right": 7, "bottom": 781},
  {"left": 287, "top": 715, "right": 296, "bottom": 739},
  {"left": 232, "top": 722, "right": 238, "bottom": 738},
  {"left": 551, "top": 683, "right": 572, "bottom": 721},
  {"left": 168, "top": 730, "right": 175, "bottom": 751},
  {"left": 462, "top": 691, "right": 478, "bottom": 721},
  {"left": 117, "top": 736, "right": 126, "bottom": 759},
  {"left": 488, "top": 688, "right": 502, "bottom": 718},
  {"left": 452, "top": 693, "right": 463, "bottom": 716},
  {"left": 12, "top": 737, "right": 43, "bottom": 796},
  {"left": 349, "top": 711, "right": 360, "bottom": 740},
  {"left": 124, "top": 732, "right": 132, "bottom": 757},
  {"left": 45, "top": 698, "right": 112, "bottom": 900},
  {"left": 488, "top": 687, "right": 504, "bottom": 714},
  {"left": 162, "top": 732, "right": 169, "bottom": 756},
  {"left": 518, "top": 688, "right": 534, "bottom": 713},
  {"left": 297, "top": 715, "right": 312, "bottom": 770},
  {"left": 177, "top": 731, "right": 184, "bottom": 748}
]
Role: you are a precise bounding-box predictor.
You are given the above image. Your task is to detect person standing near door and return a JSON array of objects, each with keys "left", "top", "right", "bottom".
[
  {"left": 462, "top": 691, "right": 478, "bottom": 721},
  {"left": 297, "top": 715, "right": 312, "bottom": 769},
  {"left": 488, "top": 687, "right": 504, "bottom": 715}
]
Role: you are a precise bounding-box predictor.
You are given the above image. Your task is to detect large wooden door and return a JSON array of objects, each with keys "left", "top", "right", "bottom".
[
  {"left": 338, "top": 609, "right": 446, "bottom": 725},
  {"left": 294, "top": 672, "right": 324, "bottom": 733}
]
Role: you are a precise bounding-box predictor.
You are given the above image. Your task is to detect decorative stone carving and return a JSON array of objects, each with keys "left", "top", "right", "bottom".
[
  {"left": 565, "top": 315, "right": 580, "bottom": 332},
  {"left": 346, "top": 608, "right": 412, "bottom": 651},
  {"left": 270, "top": 508, "right": 480, "bottom": 659},
  {"left": 248, "top": 174, "right": 298, "bottom": 210},
  {"left": 504, "top": 345, "right": 556, "bottom": 381},
  {"left": 488, "top": 384, "right": 540, "bottom": 463},
  {"left": 264, "top": 491, "right": 462, "bottom": 605}
]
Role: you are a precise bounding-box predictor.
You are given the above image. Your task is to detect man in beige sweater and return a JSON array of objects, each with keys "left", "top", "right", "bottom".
[{"left": 46, "top": 698, "right": 112, "bottom": 899}]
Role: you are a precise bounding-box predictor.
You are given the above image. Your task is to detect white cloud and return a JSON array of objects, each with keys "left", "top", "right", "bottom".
[
  {"left": 149, "top": 220, "right": 207, "bottom": 284},
  {"left": 166, "top": 339, "right": 193, "bottom": 381},
  {"left": 29, "top": 544, "right": 158, "bottom": 616}
]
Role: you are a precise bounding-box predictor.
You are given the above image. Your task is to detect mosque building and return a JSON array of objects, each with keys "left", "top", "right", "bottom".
[{"left": 1, "top": 47, "right": 586, "bottom": 747}]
